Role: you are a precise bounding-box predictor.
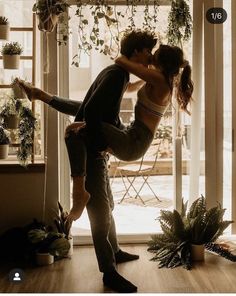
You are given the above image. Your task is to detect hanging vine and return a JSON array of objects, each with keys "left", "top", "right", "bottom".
[{"left": 50, "top": 0, "right": 192, "bottom": 65}]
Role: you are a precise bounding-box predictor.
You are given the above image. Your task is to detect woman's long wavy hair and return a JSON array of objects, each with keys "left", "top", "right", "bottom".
[{"left": 153, "top": 44, "right": 194, "bottom": 115}]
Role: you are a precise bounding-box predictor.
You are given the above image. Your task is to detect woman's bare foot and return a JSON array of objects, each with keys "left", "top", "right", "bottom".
[
  {"left": 13, "top": 78, "right": 39, "bottom": 101},
  {"left": 67, "top": 191, "right": 90, "bottom": 222}
]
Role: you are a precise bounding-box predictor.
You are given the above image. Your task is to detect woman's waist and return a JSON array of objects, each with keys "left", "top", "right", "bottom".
[{"left": 134, "top": 105, "right": 162, "bottom": 135}]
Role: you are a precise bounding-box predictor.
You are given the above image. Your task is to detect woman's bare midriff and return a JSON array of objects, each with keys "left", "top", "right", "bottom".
[{"left": 135, "top": 105, "right": 162, "bottom": 135}]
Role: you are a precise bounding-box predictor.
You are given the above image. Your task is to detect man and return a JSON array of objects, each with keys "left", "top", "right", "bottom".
[{"left": 17, "top": 30, "right": 157, "bottom": 293}]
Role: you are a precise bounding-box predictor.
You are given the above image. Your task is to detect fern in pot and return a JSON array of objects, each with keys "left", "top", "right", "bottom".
[
  {"left": 148, "top": 195, "right": 234, "bottom": 269},
  {"left": 1, "top": 42, "right": 23, "bottom": 69},
  {"left": 0, "top": 16, "right": 10, "bottom": 40},
  {"left": 0, "top": 125, "right": 10, "bottom": 159}
]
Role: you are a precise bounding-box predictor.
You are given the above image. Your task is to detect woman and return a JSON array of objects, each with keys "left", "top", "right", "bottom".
[{"left": 17, "top": 44, "right": 193, "bottom": 222}]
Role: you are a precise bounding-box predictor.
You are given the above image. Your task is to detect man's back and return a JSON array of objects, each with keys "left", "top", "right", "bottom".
[{"left": 75, "top": 63, "right": 129, "bottom": 150}]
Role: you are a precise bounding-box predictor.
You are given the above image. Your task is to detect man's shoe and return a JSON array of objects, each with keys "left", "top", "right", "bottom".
[
  {"left": 115, "top": 250, "right": 139, "bottom": 264},
  {"left": 103, "top": 270, "right": 137, "bottom": 293}
]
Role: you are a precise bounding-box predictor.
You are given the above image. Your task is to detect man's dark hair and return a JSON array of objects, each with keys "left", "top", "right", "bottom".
[{"left": 120, "top": 29, "right": 157, "bottom": 58}]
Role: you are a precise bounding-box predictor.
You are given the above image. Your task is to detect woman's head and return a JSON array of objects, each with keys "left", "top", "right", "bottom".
[{"left": 153, "top": 44, "right": 193, "bottom": 114}]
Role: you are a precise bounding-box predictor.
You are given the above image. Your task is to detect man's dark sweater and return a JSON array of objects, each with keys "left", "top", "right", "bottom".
[{"left": 75, "top": 64, "right": 129, "bottom": 151}]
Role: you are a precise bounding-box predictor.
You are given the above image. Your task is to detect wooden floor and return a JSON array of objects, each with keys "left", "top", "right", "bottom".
[{"left": 1, "top": 244, "right": 236, "bottom": 293}]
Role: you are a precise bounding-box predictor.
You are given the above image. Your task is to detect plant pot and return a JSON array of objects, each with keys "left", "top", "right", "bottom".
[
  {"left": 4, "top": 115, "right": 19, "bottom": 129},
  {"left": 0, "top": 24, "right": 10, "bottom": 40},
  {"left": 38, "top": 13, "right": 59, "bottom": 33},
  {"left": 0, "top": 144, "right": 9, "bottom": 159},
  {"left": 191, "top": 244, "right": 205, "bottom": 261},
  {"left": 36, "top": 253, "right": 54, "bottom": 266},
  {"left": 3, "top": 54, "right": 20, "bottom": 69},
  {"left": 67, "top": 237, "right": 73, "bottom": 257}
]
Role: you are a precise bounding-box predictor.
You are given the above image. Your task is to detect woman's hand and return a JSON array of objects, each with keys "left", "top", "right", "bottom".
[{"left": 65, "top": 121, "right": 86, "bottom": 138}]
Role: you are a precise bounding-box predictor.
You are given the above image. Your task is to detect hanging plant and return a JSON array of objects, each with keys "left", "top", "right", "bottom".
[
  {"left": 0, "top": 94, "right": 37, "bottom": 166},
  {"left": 17, "top": 106, "right": 37, "bottom": 167},
  {"left": 166, "top": 0, "right": 192, "bottom": 46},
  {"left": 32, "top": 0, "right": 70, "bottom": 33},
  {"left": 1, "top": 42, "right": 23, "bottom": 69}
]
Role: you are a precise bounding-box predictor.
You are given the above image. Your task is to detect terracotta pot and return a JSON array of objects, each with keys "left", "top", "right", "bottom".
[
  {"left": 0, "top": 144, "right": 9, "bottom": 159},
  {"left": 191, "top": 244, "right": 205, "bottom": 261},
  {"left": 0, "top": 24, "right": 10, "bottom": 40},
  {"left": 36, "top": 253, "right": 54, "bottom": 266},
  {"left": 38, "top": 13, "right": 59, "bottom": 33},
  {"left": 4, "top": 115, "right": 19, "bottom": 129},
  {"left": 3, "top": 54, "right": 20, "bottom": 69}
]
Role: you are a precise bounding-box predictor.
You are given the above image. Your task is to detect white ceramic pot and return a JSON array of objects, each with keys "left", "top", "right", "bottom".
[
  {"left": 191, "top": 244, "right": 205, "bottom": 261},
  {"left": 36, "top": 253, "right": 54, "bottom": 266},
  {"left": 3, "top": 54, "right": 20, "bottom": 69},
  {"left": 67, "top": 237, "right": 73, "bottom": 257},
  {"left": 4, "top": 115, "right": 19, "bottom": 129},
  {"left": 0, "top": 24, "right": 10, "bottom": 40},
  {"left": 0, "top": 144, "right": 9, "bottom": 159}
]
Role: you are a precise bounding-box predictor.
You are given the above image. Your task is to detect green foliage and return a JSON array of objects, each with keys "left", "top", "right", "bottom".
[
  {"left": 33, "top": 0, "right": 69, "bottom": 16},
  {"left": 54, "top": 201, "right": 71, "bottom": 239},
  {"left": 66, "top": 0, "right": 192, "bottom": 66},
  {"left": 28, "top": 228, "right": 70, "bottom": 257},
  {"left": 0, "top": 125, "right": 10, "bottom": 144},
  {"left": 1, "top": 42, "right": 23, "bottom": 55},
  {"left": 0, "top": 16, "right": 9, "bottom": 25},
  {"left": 148, "top": 195, "right": 234, "bottom": 269},
  {"left": 0, "top": 94, "right": 37, "bottom": 166},
  {"left": 156, "top": 125, "right": 172, "bottom": 142},
  {"left": 167, "top": 0, "right": 192, "bottom": 46}
]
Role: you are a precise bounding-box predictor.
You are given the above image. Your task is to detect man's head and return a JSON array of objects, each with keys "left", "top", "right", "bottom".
[{"left": 120, "top": 29, "right": 157, "bottom": 66}]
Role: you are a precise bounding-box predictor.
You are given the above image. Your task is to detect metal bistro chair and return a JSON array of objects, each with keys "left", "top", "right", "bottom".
[{"left": 115, "top": 136, "right": 162, "bottom": 205}]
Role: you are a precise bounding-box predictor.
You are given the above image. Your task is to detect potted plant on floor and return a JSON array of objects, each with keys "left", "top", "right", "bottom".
[
  {"left": 54, "top": 201, "right": 73, "bottom": 257},
  {"left": 0, "top": 16, "right": 10, "bottom": 40},
  {"left": 0, "top": 97, "right": 22, "bottom": 129},
  {"left": 28, "top": 227, "right": 70, "bottom": 266},
  {"left": 0, "top": 125, "right": 10, "bottom": 159},
  {"left": 148, "top": 195, "right": 234, "bottom": 269},
  {"left": 32, "top": 0, "right": 70, "bottom": 33},
  {"left": 1, "top": 42, "right": 23, "bottom": 69}
]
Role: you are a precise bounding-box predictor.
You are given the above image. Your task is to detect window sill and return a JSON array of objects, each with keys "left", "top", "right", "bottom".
[{"left": 0, "top": 160, "right": 45, "bottom": 173}]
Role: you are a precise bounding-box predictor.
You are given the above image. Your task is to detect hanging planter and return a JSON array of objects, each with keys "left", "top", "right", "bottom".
[
  {"left": 1, "top": 42, "right": 23, "bottom": 69},
  {"left": 33, "top": 0, "right": 70, "bottom": 33},
  {"left": 0, "top": 97, "right": 22, "bottom": 130},
  {"left": 0, "top": 126, "right": 10, "bottom": 159},
  {"left": 11, "top": 78, "right": 28, "bottom": 99},
  {"left": 0, "top": 16, "right": 10, "bottom": 40},
  {"left": 4, "top": 114, "right": 19, "bottom": 129}
]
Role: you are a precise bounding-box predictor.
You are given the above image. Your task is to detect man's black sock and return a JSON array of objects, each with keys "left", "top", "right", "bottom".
[
  {"left": 115, "top": 250, "right": 139, "bottom": 264},
  {"left": 103, "top": 270, "right": 137, "bottom": 293}
]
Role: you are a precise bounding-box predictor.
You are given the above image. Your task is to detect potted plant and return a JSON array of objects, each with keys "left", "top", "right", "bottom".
[
  {"left": 1, "top": 42, "right": 23, "bottom": 69},
  {"left": 0, "top": 97, "right": 22, "bottom": 129},
  {"left": 32, "top": 0, "right": 70, "bottom": 33},
  {"left": 28, "top": 228, "right": 70, "bottom": 266},
  {"left": 148, "top": 195, "right": 234, "bottom": 269},
  {"left": 54, "top": 201, "right": 73, "bottom": 257},
  {"left": 0, "top": 16, "right": 10, "bottom": 40},
  {"left": 0, "top": 125, "right": 10, "bottom": 159}
]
